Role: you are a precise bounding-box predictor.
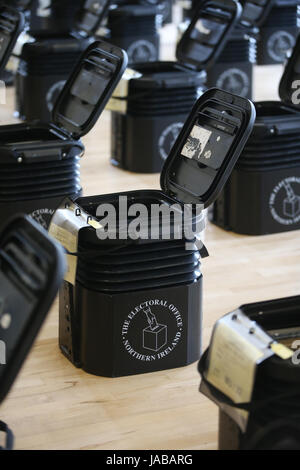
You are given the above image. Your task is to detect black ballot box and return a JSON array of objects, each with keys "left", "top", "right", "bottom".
[
  {"left": 108, "top": 0, "right": 243, "bottom": 173},
  {"left": 49, "top": 88, "right": 256, "bottom": 377},
  {"left": 0, "top": 39, "right": 127, "bottom": 230},
  {"left": 199, "top": 295, "right": 300, "bottom": 450},
  {"left": 212, "top": 33, "right": 300, "bottom": 235},
  {"left": 256, "top": 0, "right": 300, "bottom": 65}
]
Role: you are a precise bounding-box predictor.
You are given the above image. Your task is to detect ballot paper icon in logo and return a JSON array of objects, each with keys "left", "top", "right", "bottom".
[
  {"left": 143, "top": 307, "right": 167, "bottom": 352},
  {"left": 283, "top": 181, "right": 300, "bottom": 218},
  {"left": 181, "top": 124, "right": 212, "bottom": 161}
]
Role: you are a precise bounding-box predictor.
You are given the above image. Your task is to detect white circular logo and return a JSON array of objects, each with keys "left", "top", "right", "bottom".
[
  {"left": 216, "top": 68, "right": 250, "bottom": 97},
  {"left": 122, "top": 299, "right": 183, "bottom": 362},
  {"left": 158, "top": 122, "right": 184, "bottom": 160},
  {"left": 127, "top": 40, "right": 157, "bottom": 63},
  {"left": 267, "top": 31, "right": 295, "bottom": 62},
  {"left": 46, "top": 80, "right": 66, "bottom": 112},
  {"left": 31, "top": 208, "right": 55, "bottom": 229},
  {"left": 269, "top": 177, "right": 300, "bottom": 225}
]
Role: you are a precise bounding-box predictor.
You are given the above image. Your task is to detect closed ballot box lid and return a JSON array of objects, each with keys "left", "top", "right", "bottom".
[
  {"left": 279, "top": 34, "right": 300, "bottom": 110},
  {"left": 0, "top": 6, "right": 24, "bottom": 76},
  {"left": 52, "top": 39, "right": 128, "bottom": 140},
  {"left": 176, "top": 0, "right": 242, "bottom": 70},
  {"left": 160, "top": 88, "right": 256, "bottom": 207},
  {"left": 0, "top": 215, "right": 66, "bottom": 404}
]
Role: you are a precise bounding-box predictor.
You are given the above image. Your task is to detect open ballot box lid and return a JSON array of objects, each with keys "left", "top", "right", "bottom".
[
  {"left": 176, "top": 0, "right": 275, "bottom": 72},
  {"left": 76, "top": 0, "right": 113, "bottom": 38},
  {"left": 176, "top": 0, "right": 242, "bottom": 70},
  {"left": 108, "top": 0, "right": 244, "bottom": 111},
  {"left": 160, "top": 88, "right": 256, "bottom": 208},
  {"left": 279, "top": 33, "right": 300, "bottom": 110},
  {"left": 0, "top": 215, "right": 66, "bottom": 404},
  {"left": 0, "top": 6, "right": 24, "bottom": 76},
  {"left": 52, "top": 39, "right": 128, "bottom": 140},
  {"left": 48, "top": 89, "right": 255, "bottom": 258},
  {"left": 51, "top": 88, "right": 256, "bottom": 248},
  {"left": 239, "top": 0, "right": 275, "bottom": 28}
]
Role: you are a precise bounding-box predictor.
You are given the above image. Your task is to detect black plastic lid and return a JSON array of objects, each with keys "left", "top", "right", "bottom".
[
  {"left": 240, "top": 295, "right": 300, "bottom": 382},
  {"left": 108, "top": 4, "right": 159, "bottom": 18},
  {"left": 160, "top": 88, "right": 256, "bottom": 208},
  {"left": 279, "top": 33, "right": 300, "bottom": 109},
  {"left": 76, "top": 0, "right": 112, "bottom": 37},
  {"left": 20, "top": 36, "right": 91, "bottom": 58},
  {"left": 129, "top": 61, "right": 206, "bottom": 90},
  {"left": 53, "top": 40, "right": 128, "bottom": 139},
  {"left": 176, "top": 0, "right": 242, "bottom": 70},
  {"left": 241, "top": 295, "right": 300, "bottom": 330},
  {"left": 251, "top": 101, "right": 300, "bottom": 138},
  {"left": 240, "top": 0, "right": 274, "bottom": 27},
  {"left": 0, "top": 6, "right": 24, "bottom": 76},
  {"left": 0, "top": 215, "right": 65, "bottom": 404}
]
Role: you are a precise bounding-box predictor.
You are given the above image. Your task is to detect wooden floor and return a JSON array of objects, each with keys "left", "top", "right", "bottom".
[{"left": 1, "top": 28, "right": 300, "bottom": 450}]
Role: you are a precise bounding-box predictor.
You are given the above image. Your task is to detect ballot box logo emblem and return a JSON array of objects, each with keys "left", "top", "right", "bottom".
[
  {"left": 159, "top": 122, "right": 184, "bottom": 160},
  {"left": 127, "top": 40, "right": 157, "bottom": 64},
  {"left": 30, "top": 208, "right": 55, "bottom": 229},
  {"left": 267, "top": 31, "right": 295, "bottom": 62},
  {"left": 216, "top": 68, "right": 249, "bottom": 98},
  {"left": 121, "top": 300, "right": 183, "bottom": 361},
  {"left": 269, "top": 177, "right": 300, "bottom": 225}
]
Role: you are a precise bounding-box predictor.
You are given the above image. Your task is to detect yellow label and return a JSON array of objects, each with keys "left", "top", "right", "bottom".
[
  {"left": 271, "top": 342, "right": 294, "bottom": 360},
  {"left": 106, "top": 68, "right": 142, "bottom": 113},
  {"left": 106, "top": 96, "right": 126, "bottom": 113},
  {"left": 88, "top": 219, "right": 102, "bottom": 230}
]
